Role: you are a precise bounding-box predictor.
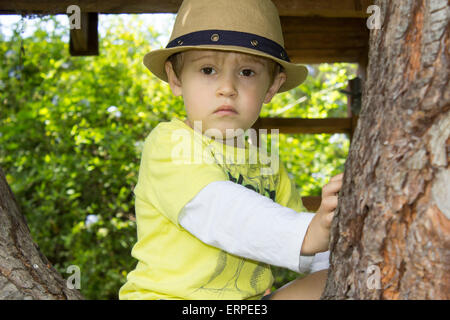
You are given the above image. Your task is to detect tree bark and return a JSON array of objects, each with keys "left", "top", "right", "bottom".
[
  {"left": 322, "top": 0, "right": 449, "bottom": 299},
  {"left": 0, "top": 167, "right": 83, "bottom": 299}
]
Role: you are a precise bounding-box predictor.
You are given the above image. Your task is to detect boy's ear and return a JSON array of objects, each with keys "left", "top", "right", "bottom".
[
  {"left": 263, "top": 71, "right": 287, "bottom": 104},
  {"left": 165, "top": 61, "right": 183, "bottom": 96}
]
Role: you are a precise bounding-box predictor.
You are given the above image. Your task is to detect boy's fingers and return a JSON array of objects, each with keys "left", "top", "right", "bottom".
[
  {"left": 322, "top": 180, "right": 343, "bottom": 197},
  {"left": 320, "top": 195, "right": 338, "bottom": 212},
  {"left": 327, "top": 211, "right": 334, "bottom": 224},
  {"left": 329, "top": 173, "right": 344, "bottom": 182},
  {"left": 322, "top": 211, "right": 334, "bottom": 227}
]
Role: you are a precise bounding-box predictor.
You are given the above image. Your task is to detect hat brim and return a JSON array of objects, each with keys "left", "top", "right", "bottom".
[{"left": 143, "top": 45, "right": 307, "bottom": 93}]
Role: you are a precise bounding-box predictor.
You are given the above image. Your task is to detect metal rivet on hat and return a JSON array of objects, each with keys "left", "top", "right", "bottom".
[
  {"left": 211, "top": 33, "right": 220, "bottom": 42},
  {"left": 177, "top": 40, "right": 183, "bottom": 45},
  {"left": 251, "top": 40, "right": 258, "bottom": 47}
]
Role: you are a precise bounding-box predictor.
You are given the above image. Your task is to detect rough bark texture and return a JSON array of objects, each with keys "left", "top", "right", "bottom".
[
  {"left": 0, "top": 167, "right": 83, "bottom": 299},
  {"left": 322, "top": 0, "right": 449, "bottom": 299}
]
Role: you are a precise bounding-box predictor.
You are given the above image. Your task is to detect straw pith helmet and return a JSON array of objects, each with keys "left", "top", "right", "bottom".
[{"left": 143, "top": 0, "right": 308, "bottom": 92}]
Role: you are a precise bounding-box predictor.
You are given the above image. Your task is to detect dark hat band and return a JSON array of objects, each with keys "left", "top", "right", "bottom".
[{"left": 166, "top": 29, "right": 290, "bottom": 62}]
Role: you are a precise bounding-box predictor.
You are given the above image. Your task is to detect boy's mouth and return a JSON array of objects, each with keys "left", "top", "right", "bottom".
[{"left": 214, "top": 105, "right": 238, "bottom": 114}]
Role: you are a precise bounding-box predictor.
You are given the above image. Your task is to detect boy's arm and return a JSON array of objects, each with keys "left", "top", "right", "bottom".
[
  {"left": 179, "top": 180, "right": 328, "bottom": 273},
  {"left": 300, "top": 173, "right": 343, "bottom": 255}
]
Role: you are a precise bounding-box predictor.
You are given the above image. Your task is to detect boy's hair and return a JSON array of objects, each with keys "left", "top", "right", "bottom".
[{"left": 168, "top": 51, "right": 284, "bottom": 85}]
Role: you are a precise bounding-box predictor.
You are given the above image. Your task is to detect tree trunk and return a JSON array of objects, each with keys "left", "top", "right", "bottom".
[
  {"left": 322, "top": 0, "right": 449, "bottom": 299},
  {"left": 0, "top": 167, "right": 83, "bottom": 299}
]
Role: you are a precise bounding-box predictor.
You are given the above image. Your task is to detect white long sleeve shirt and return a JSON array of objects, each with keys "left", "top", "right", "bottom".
[{"left": 179, "top": 180, "right": 330, "bottom": 274}]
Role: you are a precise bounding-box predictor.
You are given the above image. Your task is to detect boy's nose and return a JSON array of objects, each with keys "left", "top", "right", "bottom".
[{"left": 216, "top": 74, "right": 237, "bottom": 98}]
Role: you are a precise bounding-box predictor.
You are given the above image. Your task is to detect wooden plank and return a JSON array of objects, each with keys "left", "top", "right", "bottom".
[
  {"left": 281, "top": 16, "right": 369, "bottom": 63},
  {"left": 252, "top": 117, "right": 352, "bottom": 134},
  {"left": 274, "top": 0, "right": 374, "bottom": 17},
  {"left": 0, "top": 1, "right": 370, "bottom": 62},
  {"left": 285, "top": 33, "right": 368, "bottom": 49},
  {"left": 0, "top": 0, "right": 180, "bottom": 14},
  {"left": 281, "top": 17, "right": 369, "bottom": 49},
  {"left": 301, "top": 196, "right": 321, "bottom": 212},
  {"left": 288, "top": 48, "right": 365, "bottom": 64},
  {"left": 69, "top": 12, "right": 99, "bottom": 56},
  {"left": 280, "top": 16, "right": 369, "bottom": 33},
  {"left": 0, "top": 0, "right": 373, "bottom": 17}
]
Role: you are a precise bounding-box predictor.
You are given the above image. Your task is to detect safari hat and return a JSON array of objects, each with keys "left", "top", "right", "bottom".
[{"left": 143, "top": 0, "right": 308, "bottom": 92}]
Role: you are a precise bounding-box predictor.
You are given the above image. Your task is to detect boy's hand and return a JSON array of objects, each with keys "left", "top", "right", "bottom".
[{"left": 300, "top": 173, "right": 344, "bottom": 256}]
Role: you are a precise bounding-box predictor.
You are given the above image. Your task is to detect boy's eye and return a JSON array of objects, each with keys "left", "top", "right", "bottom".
[
  {"left": 201, "top": 67, "right": 215, "bottom": 75},
  {"left": 240, "top": 69, "right": 255, "bottom": 77}
]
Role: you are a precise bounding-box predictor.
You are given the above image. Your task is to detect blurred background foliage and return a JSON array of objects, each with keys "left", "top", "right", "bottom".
[{"left": 0, "top": 14, "right": 356, "bottom": 299}]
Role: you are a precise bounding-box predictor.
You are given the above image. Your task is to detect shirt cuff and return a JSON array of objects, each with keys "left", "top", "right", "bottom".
[
  {"left": 296, "top": 212, "right": 315, "bottom": 273},
  {"left": 311, "top": 250, "right": 330, "bottom": 273},
  {"left": 283, "top": 210, "right": 316, "bottom": 273}
]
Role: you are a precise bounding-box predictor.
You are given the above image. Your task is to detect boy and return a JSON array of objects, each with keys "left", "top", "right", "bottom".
[{"left": 119, "top": 0, "right": 343, "bottom": 300}]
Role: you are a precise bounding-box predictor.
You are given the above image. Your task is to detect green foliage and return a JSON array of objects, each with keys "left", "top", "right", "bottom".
[{"left": 0, "top": 15, "right": 356, "bottom": 299}]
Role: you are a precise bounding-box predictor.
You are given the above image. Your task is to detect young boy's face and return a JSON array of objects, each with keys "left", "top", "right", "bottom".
[{"left": 165, "top": 50, "right": 286, "bottom": 144}]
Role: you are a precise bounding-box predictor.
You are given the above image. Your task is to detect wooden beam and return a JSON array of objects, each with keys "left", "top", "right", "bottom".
[
  {"left": 0, "top": 0, "right": 373, "bottom": 17},
  {"left": 344, "top": 83, "right": 361, "bottom": 144},
  {"left": 0, "top": 0, "right": 178, "bottom": 14},
  {"left": 1, "top": 2, "right": 370, "bottom": 62},
  {"left": 281, "top": 16, "right": 369, "bottom": 63},
  {"left": 69, "top": 12, "right": 99, "bottom": 56},
  {"left": 288, "top": 49, "right": 366, "bottom": 64},
  {"left": 357, "top": 43, "right": 369, "bottom": 81},
  {"left": 281, "top": 17, "right": 369, "bottom": 46},
  {"left": 285, "top": 34, "right": 367, "bottom": 49},
  {"left": 301, "top": 196, "right": 321, "bottom": 212},
  {"left": 273, "top": 0, "right": 373, "bottom": 17},
  {"left": 281, "top": 16, "right": 369, "bottom": 33},
  {"left": 252, "top": 117, "right": 352, "bottom": 135}
]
